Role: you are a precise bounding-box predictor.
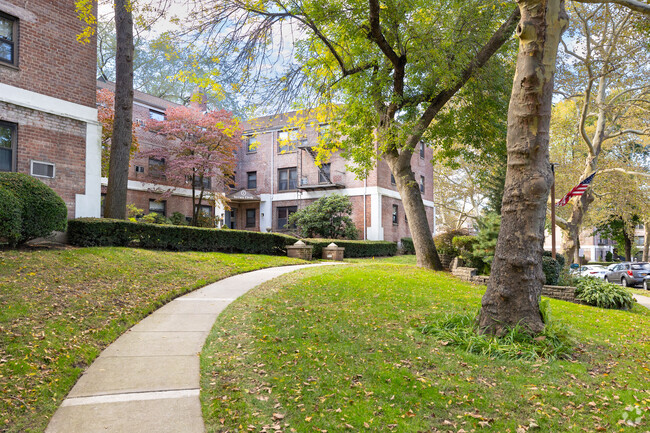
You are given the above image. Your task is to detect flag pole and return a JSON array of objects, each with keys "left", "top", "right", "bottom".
[{"left": 551, "top": 163, "right": 558, "bottom": 259}]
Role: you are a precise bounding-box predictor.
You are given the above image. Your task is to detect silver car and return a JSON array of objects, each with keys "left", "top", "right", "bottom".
[{"left": 605, "top": 262, "right": 650, "bottom": 287}]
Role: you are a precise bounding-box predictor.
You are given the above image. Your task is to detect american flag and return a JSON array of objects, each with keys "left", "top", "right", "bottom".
[{"left": 556, "top": 172, "right": 596, "bottom": 206}]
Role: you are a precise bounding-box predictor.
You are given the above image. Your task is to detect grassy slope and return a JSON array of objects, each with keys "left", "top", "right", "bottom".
[
  {"left": 201, "top": 260, "right": 650, "bottom": 432},
  {"left": 0, "top": 247, "right": 304, "bottom": 433}
]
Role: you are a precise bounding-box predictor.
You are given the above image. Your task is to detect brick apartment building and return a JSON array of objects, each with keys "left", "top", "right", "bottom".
[
  {"left": 0, "top": 1, "right": 101, "bottom": 218},
  {"left": 96, "top": 80, "right": 210, "bottom": 219},
  {"left": 227, "top": 112, "right": 436, "bottom": 242}
]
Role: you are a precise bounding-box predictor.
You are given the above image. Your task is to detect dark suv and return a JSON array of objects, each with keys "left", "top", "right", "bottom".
[{"left": 605, "top": 262, "right": 650, "bottom": 287}]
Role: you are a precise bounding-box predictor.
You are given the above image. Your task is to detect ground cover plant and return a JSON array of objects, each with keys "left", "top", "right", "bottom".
[
  {"left": 0, "top": 247, "right": 304, "bottom": 433},
  {"left": 201, "top": 261, "right": 650, "bottom": 432}
]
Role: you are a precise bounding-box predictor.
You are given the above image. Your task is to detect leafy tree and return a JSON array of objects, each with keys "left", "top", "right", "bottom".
[
  {"left": 597, "top": 215, "right": 640, "bottom": 261},
  {"left": 287, "top": 194, "right": 358, "bottom": 240},
  {"left": 97, "top": 88, "right": 139, "bottom": 177},
  {"left": 142, "top": 106, "right": 241, "bottom": 226},
  {"left": 194, "top": 0, "right": 522, "bottom": 270},
  {"left": 549, "top": 3, "right": 650, "bottom": 263}
]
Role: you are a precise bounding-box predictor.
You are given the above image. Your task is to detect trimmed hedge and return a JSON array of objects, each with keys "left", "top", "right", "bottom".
[
  {"left": 0, "top": 187, "right": 21, "bottom": 246},
  {"left": 68, "top": 218, "right": 297, "bottom": 255},
  {"left": 543, "top": 250, "right": 566, "bottom": 269},
  {"left": 303, "top": 238, "right": 397, "bottom": 258},
  {"left": 0, "top": 172, "right": 67, "bottom": 243},
  {"left": 542, "top": 256, "right": 561, "bottom": 286},
  {"left": 401, "top": 237, "right": 415, "bottom": 255}
]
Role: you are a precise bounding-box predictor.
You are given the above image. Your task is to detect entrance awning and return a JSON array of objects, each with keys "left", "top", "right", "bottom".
[{"left": 226, "top": 189, "right": 261, "bottom": 202}]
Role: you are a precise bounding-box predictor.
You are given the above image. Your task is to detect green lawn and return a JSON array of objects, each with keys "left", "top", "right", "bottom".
[
  {"left": 200, "top": 262, "right": 650, "bottom": 432},
  {"left": 0, "top": 247, "right": 305, "bottom": 433}
]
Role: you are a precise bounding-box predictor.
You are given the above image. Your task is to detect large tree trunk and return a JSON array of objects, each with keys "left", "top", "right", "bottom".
[
  {"left": 624, "top": 229, "right": 632, "bottom": 261},
  {"left": 561, "top": 190, "right": 595, "bottom": 264},
  {"left": 104, "top": 0, "right": 134, "bottom": 219},
  {"left": 478, "top": 0, "right": 568, "bottom": 336},
  {"left": 385, "top": 152, "right": 442, "bottom": 270}
]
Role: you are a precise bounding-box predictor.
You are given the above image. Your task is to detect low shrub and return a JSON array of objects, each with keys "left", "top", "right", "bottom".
[
  {"left": 420, "top": 301, "right": 574, "bottom": 361},
  {"left": 303, "top": 239, "right": 397, "bottom": 258},
  {"left": 68, "top": 218, "right": 297, "bottom": 255},
  {"left": 0, "top": 172, "right": 67, "bottom": 243},
  {"left": 452, "top": 235, "right": 484, "bottom": 268},
  {"left": 605, "top": 251, "right": 613, "bottom": 262},
  {"left": 542, "top": 250, "right": 566, "bottom": 269},
  {"left": 434, "top": 229, "right": 469, "bottom": 257},
  {"left": 0, "top": 188, "right": 21, "bottom": 246},
  {"left": 542, "top": 256, "right": 561, "bottom": 285},
  {"left": 401, "top": 237, "right": 415, "bottom": 255},
  {"left": 170, "top": 211, "right": 188, "bottom": 226},
  {"left": 557, "top": 267, "right": 582, "bottom": 287},
  {"left": 574, "top": 278, "right": 634, "bottom": 310}
]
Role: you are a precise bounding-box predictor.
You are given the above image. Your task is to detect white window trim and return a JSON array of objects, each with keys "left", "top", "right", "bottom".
[{"left": 30, "top": 160, "right": 55, "bottom": 178}]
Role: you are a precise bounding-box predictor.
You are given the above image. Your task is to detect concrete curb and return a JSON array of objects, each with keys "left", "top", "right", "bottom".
[{"left": 45, "top": 262, "right": 343, "bottom": 433}]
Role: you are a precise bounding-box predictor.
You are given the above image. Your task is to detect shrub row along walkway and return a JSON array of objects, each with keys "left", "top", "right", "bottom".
[{"left": 45, "top": 263, "right": 342, "bottom": 433}]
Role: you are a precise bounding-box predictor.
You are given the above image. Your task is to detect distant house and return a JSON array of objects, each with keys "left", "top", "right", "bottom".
[{"left": 0, "top": 1, "right": 101, "bottom": 218}]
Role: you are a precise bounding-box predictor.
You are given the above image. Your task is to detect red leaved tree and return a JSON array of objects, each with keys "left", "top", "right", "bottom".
[
  {"left": 143, "top": 106, "right": 241, "bottom": 226},
  {"left": 97, "top": 88, "right": 139, "bottom": 177}
]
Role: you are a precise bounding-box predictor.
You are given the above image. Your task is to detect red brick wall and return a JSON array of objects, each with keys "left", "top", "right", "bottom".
[
  {"left": 0, "top": 1, "right": 96, "bottom": 108},
  {"left": 0, "top": 101, "right": 86, "bottom": 218}
]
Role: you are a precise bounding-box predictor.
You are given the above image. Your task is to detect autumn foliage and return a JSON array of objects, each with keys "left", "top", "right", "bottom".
[
  {"left": 143, "top": 106, "right": 241, "bottom": 225},
  {"left": 96, "top": 88, "right": 139, "bottom": 177}
]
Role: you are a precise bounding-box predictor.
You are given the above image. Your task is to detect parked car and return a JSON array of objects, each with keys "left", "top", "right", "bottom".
[
  {"left": 604, "top": 262, "right": 650, "bottom": 287},
  {"left": 644, "top": 276, "right": 650, "bottom": 291},
  {"left": 577, "top": 265, "right": 609, "bottom": 279}
]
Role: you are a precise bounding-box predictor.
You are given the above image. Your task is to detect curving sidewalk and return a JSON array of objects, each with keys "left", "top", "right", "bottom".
[
  {"left": 634, "top": 293, "right": 650, "bottom": 310},
  {"left": 45, "top": 263, "right": 342, "bottom": 433}
]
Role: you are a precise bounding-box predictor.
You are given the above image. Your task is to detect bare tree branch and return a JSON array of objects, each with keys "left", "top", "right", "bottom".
[{"left": 573, "top": 0, "right": 650, "bottom": 15}]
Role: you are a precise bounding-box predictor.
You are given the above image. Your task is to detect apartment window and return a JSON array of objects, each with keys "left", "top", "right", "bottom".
[
  {"left": 148, "top": 157, "right": 165, "bottom": 179},
  {"left": 149, "top": 199, "right": 167, "bottom": 216},
  {"left": 0, "top": 12, "right": 18, "bottom": 67},
  {"left": 420, "top": 175, "right": 425, "bottom": 193},
  {"left": 245, "top": 136, "right": 258, "bottom": 153},
  {"left": 196, "top": 204, "right": 212, "bottom": 217},
  {"left": 246, "top": 209, "right": 256, "bottom": 227},
  {"left": 278, "top": 167, "right": 297, "bottom": 191},
  {"left": 420, "top": 141, "right": 425, "bottom": 159},
  {"left": 390, "top": 173, "right": 396, "bottom": 186},
  {"left": 318, "top": 163, "right": 331, "bottom": 184},
  {"left": 0, "top": 121, "right": 17, "bottom": 171},
  {"left": 193, "top": 176, "right": 211, "bottom": 190},
  {"left": 278, "top": 206, "right": 297, "bottom": 229},
  {"left": 247, "top": 171, "right": 257, "bottom": 189},
  {"left": 31, "top": 161, "right": 55, "bottom": 178},
  {"left": 318, "top": 124, "right": 332, "bottom": 145},
  {"left": 135, "top": 165, "right": 145, "bottom": 173},
  {"left": 227, "top": 171, "right": 236, "bottom": 189},
  {"left": 149, "top": 110, "right": 165, "bottom": 121},
  {"left": 100, "top": 193, "right": 106, "bottom": 218},
  {"left": 278, "top": 130, "right": 300, "bottom": 153},
  {"left": 392, "top": 205, "right": 398, "bottom": 225}
]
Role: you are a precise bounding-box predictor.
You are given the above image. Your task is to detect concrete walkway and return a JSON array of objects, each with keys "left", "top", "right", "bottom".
[
  {"left": 634, "top": 293, "right": 650, "bottom": 310},
  {"left": 45, "top": 263, "right": 340, "bottom": 433}
]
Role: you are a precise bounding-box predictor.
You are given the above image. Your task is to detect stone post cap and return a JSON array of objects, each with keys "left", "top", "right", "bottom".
[
  {"left": 294, "top": 240, "right": 306, "bottom": 246},
  {"left": 327, "top": 242, "right": 338, "bottom": 248}
]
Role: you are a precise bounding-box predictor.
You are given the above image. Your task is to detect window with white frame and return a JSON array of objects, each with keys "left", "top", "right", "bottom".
[{"left": 149, "top": 199, "right": 167, "bottom": 216}]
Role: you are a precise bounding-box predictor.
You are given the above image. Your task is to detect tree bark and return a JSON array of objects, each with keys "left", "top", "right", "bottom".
[
  {"left": 624, "top": 229, "right": 632, "bottom": 261},
  {"left": 385, "top": 152, "right": 442, "bottom": 270},
  {"left": 643, "top": 221, "right": 650, "bottom": 262},
  {"left": 561, "top": 190, "right": 595, "bottom": 264},
  {"left": 104, "top": 0, "right": 134, "bottom": 219},
  {"left": 478, "top": 0, "right": 568, "bottom": 336}
]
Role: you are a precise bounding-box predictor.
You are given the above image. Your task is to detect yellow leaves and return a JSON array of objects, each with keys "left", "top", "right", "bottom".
[{"left": 74, "top": 0, "right": 96, "bottom": 44}]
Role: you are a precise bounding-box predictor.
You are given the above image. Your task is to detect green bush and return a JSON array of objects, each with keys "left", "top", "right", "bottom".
[
  {"left": 68, "top": 218, "right": 297, "bottom": 255},
  {"left": 303, "top": 239, "right": 397, "bottom": 258},
  {"left": 574, "top": 278, "right": 634, "bottom": 310},
  {"left": 170, "top": 211, "right": 188, "bottom": 226},
  {"left": 605, "top": 251, "right": 613, "bottom": 262},
  {"left": 434, "top": 229, "right": 469, "bottom": 257},
  {"left": 287, "top": 194, "right": 358, "bottom": 239},
  {"left": 0, "top": 172, "right": 67, "bottom": 243},
  {"left": 0, "top": 187, "right": 21, "bottom": 246},
  {"left": 401, "top": 237, "right": 415, "bottom": 255},
  {"left": 542, "top": 256, "right": 561, "bottom": 286},
  {"left": 542, "top": 250, "right": 566, "bottom": 269},
  {"left": 452, "top": 236, "right": 484, "bottom": 268}
]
